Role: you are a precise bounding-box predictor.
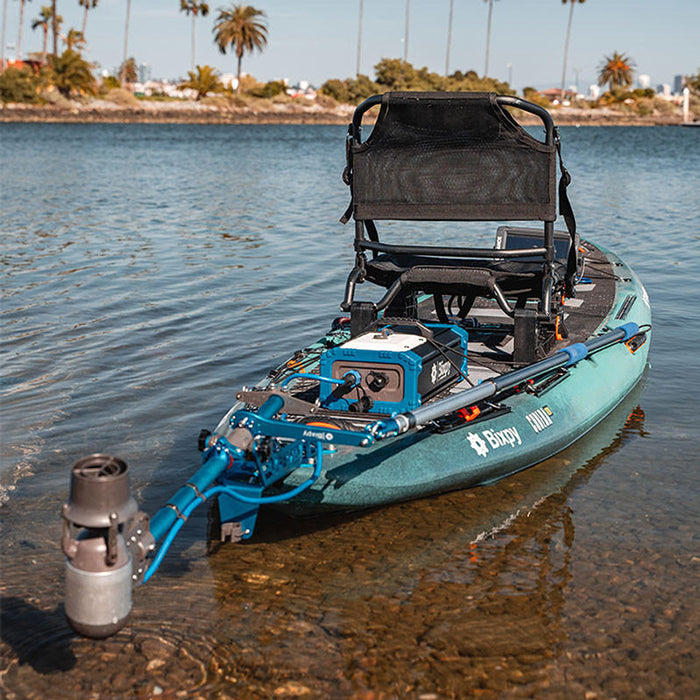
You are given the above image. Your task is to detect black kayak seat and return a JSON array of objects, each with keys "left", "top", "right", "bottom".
[{"left": 339, "top": 91, "right": 579, "bottom": 360}]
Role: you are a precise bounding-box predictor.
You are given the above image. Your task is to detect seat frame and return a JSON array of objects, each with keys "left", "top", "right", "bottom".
[{"left": 339, "top": 92, "right": 579, "bottom": 363}]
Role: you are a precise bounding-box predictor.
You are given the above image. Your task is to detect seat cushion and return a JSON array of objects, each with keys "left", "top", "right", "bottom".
[{"left": 365, "top": 253, "right": 564, "bottom": 297}]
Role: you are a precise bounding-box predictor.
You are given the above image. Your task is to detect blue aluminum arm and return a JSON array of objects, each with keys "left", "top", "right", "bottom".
[
  {"left": 148, "top": 394, "right": 286, "bottom": 543},
  {"left": 148, "top": 443, "right": 233, "bottom": 543}
]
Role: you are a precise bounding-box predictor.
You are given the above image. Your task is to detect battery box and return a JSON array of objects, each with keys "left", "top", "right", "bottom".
[{"left": 318, "top": 323, "right": 468, "bottom": 414}]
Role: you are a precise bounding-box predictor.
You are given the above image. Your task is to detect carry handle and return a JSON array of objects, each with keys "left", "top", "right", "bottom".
[{"left": 349, "top": 93, "right": 555, "bottom": 146}]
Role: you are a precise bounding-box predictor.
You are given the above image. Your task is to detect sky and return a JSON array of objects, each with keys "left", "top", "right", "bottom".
[{"left": 1, "top": 0, "right": 698, "bottom": 92}]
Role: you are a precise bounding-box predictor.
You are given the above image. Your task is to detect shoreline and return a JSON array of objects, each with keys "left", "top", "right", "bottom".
[{"left": 0, "top": 101, "right": 687, "bottom": 126}]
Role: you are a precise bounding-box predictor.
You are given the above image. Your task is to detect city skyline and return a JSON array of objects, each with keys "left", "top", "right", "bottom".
[{"left": 1, "top": 0, "right": 698, "bottom": 92}]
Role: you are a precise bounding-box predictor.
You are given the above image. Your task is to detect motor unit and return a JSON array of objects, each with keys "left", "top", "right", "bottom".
[{"left": 319, "top": 323, "right": 468, "bottom": 414}]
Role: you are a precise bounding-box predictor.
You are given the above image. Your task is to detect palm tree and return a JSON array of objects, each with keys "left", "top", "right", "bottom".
[
  {"left": 597, "top": 51, "right": 635, "bottom": 93},
  {"left": 78, "top": 0, "right": 98, "bottom": 45},
  {"left": 560, "top": 0, "right": 586, "bottom": 97},
  {"left": 180, "top": 0, "right": 209, "bottom": 73},
  {"left": 483, "top": 0, "right": 497, "bottom": 77},
  {"left": 123, "top": 0, "right": 131, "bottom": 65},
  {"left": 64, "top": 27, "right": 84, "bottom": 52},
  {"left": 178, "top": 63, "right": 222, "bottom": 100},
  {"left": 213, "top": 4, "right": 268, "bottom": 94},
  {"left": 403, "top": 0, "right": 410, "bottom": 63},
  {"left": 119, "top": 55, "right": 137, "bottom": 86},
  {"left": 31, "top": 4, "right": 58, "bottom": 63},
  {"left": 15, "top": 0, "right": 33, "bottom": 61},
  {"left": 356, "top": 0, "right": 363, "bottom": 78},
  {"left": 445, "top": 0, "right": 453, "bottom": 76},
  {"left": 50, "top": 48, "right": 97, "bottom": 96},
  {"left": 50, "top": 0, "right": 57, "bottom": 57}
]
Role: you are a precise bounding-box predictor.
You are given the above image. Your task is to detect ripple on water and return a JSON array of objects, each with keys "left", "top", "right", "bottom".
[
  {"left": 1, "top": 123, "right": 698, "bottom": 698},
  {"left": 0, "top": 548, "right": 244, "bottom": 699}
]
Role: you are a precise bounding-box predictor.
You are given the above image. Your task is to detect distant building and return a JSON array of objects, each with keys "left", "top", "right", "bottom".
[
  {"left": 673, "top": 74, "right": 684, "bottom": 94},
  {"left": 638, "top": 74, "right": 650, "bottom": 90},
  {"left": 538, "top": 87, "right": 576, "bottom": 104},
  {"left": 138, "top": 63, "right": 152, "bottom": 84},
  {"left": 5, "top": 58, "right": 42, "bottom": 73},
  {"left": 220, "top": 73, "right": 237, "bottom": 90},
  {"left": 589, "top": 84, "right": 601, "bottom": 100},
  {"left": 286, "top": 80, "right": 317, "bottom": 99}
]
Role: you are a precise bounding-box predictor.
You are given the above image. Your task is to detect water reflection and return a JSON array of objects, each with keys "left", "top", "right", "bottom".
[{"left": 202, "top": 386, "right": 647, "bottom": 696}]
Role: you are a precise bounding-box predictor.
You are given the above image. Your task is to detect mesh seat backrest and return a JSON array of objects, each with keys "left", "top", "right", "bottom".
[{"left": 351, "top": 92, "right": 556, "bottom": 222}]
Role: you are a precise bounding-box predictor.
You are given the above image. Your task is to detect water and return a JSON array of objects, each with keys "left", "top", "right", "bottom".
[{"left": 1, "top": 123, "right": 698, "bottom": 698}]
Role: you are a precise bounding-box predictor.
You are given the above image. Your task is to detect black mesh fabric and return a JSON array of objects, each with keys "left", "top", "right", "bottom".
[{"left": 352, "top": 92, "right": 556, "bottom": 222}]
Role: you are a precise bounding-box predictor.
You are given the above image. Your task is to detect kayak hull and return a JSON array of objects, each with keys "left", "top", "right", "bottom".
[{"left": 217, "top": 242, "right": 650, "bottom": 517}]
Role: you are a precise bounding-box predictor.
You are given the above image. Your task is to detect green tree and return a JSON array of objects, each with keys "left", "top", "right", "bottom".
[
  {"left": 78, "top": 0, "right": 98, "bottom": 46},
  {"left": 247, "top": 78, "right": 287, "bottom": 98},
  {"left": 64, "top": 28, "right": 85, "bottom": 53},
  {"left": 320, "top": 73, "right": 378, "bottom": 103},
  {"left": 0, "top": 65, "right": 41, "bottom": 102},
  {"left": 49, "top": 49, "right": 97, "bottom": 97},
  {"left": 180, "top": 1, "right": 209, "bottom": 73},
  {"left": 178, "top": 63, "right": 223, "bottom": 100},
  {"left": 101, "top": 74, "right": 120, "bottom": 90},
  {"left": 14, "top": 0, "right": 34, "bottom": 61},
  {"left": 560, "top": 0, "right": 586, "bottom": 96},
  {"left": 597, "top": 51, "right": 635, "bottom": 93},
  {"left": 684, "top": 69, "right": 700, "bottom": 95},
  {"left": 31, "top": 5, "right": 60, "bottom": 63},
  {"left": 374, "top": 57, "right": 416, "bottom": 90},
  {"left": 320, "top": 60, "right": 515, "bottom": 105},
  {"left": 50, "top": 0, "right": 59, "bottom": 57},
  {"left": 213, "top": 4, "right": 268, "bottom": 94},
  {"left": 118, "top": 56, "right": 138, "bottom": 87}
]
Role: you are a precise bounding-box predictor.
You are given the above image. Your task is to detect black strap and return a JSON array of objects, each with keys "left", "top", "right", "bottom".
[
  {"left": 340, "top": 200, "right": 353, "bottom": 224},
  {"left": 340, "top": 125, "right": 354, "bottom": 223},
  {"left": 365, "top": 220, "right": 379, "bottom": 242},
  {"left": 555, "top": 129, "right": 579, "bottom": 296}
]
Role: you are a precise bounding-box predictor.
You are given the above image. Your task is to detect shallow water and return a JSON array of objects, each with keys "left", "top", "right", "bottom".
[{"left": 1, "top": 123, "right": 698, "bottom": 698}]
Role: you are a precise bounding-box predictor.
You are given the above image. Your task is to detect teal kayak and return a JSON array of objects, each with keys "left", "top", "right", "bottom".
[
  {"left": 60, "top": 92, "right": 651, "bottom": 638},
  {"left": 213, "top": 240, "right": 650, "bottom": 521}
]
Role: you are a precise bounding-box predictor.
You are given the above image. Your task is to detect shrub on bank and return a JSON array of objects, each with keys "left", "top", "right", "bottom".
[
  {"left": 0, "top": 66, "right": 43, "bottom": 103},
  {"left": 247, "top": 79, "right": 287, "bottom": 98},
  {"left": 105, "top": 87, "right": 140, "bottom": 107},
  {"left": 178, "top": 65, "right": 224, "bottom": 101},
  {"left": 320, "top": 74, "right": 379, "bottom": 104},
  {"left": 320, "top": 59, "right": 514, "bottom": 105},
  {"left": 101, "top": 75, "right": 121, "bottom": 92}
]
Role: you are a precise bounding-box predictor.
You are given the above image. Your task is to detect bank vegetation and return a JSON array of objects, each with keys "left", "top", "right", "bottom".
[{"left": 1, "top": 57, "right": 698, "bottom": 126}]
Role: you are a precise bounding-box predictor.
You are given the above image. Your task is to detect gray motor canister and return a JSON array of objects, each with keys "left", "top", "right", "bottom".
[{"left": 62, "top": 454, "right": 138, "bottom": 638}]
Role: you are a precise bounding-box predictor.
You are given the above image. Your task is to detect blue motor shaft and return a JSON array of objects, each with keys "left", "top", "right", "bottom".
[
  {"left": 149, "top": 394, "right": 285, "bottom": 542},
  {"left": 148, "top": 447, "right": 231, "bottom": 543}
]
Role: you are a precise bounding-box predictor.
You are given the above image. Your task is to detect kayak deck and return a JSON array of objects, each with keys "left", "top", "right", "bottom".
[
  {"left": 210, "top": 239, "right": 649, "bottom": 526},
  {"left": 252, "top": 239, "right": 618, "bottom": 423}
]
